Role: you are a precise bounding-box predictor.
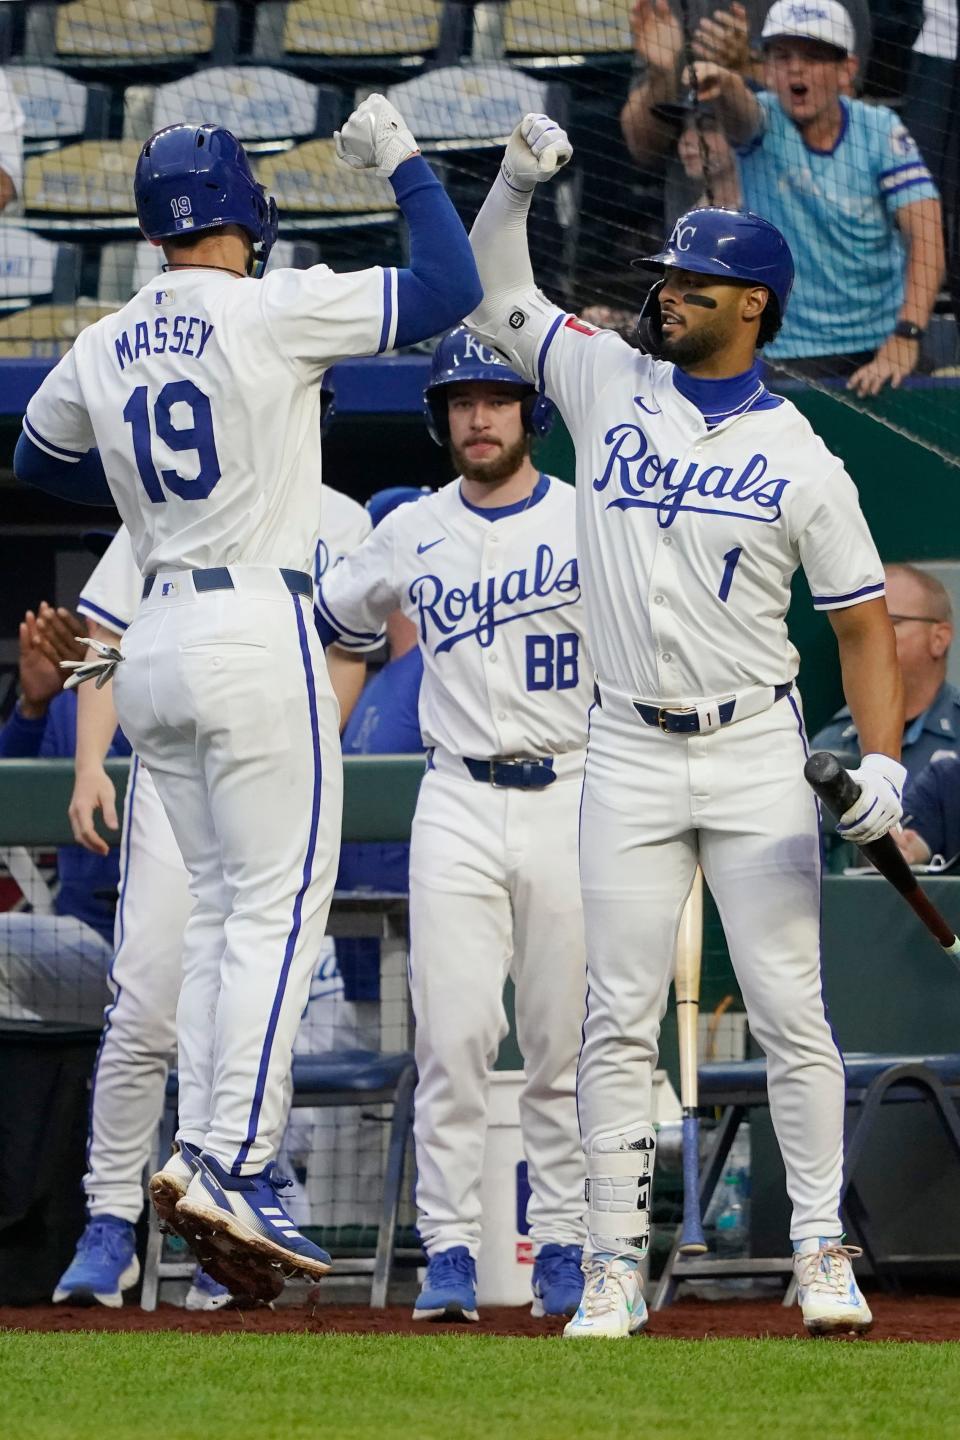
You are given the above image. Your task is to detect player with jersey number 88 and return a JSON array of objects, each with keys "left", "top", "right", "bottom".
[
  {"left": 466, "top": 113, "right": 905, "bottom": 1338},
  {"left": 15, "top": 103, "right": 482, "bottom": 1299},
  {"left": 317, "top": 327, "right": 592, "bottom": 1324}
]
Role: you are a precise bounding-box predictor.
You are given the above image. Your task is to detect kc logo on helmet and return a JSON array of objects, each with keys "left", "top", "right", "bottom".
[{"left": 669, "top": 219, "right": 697, "bottom": 251}]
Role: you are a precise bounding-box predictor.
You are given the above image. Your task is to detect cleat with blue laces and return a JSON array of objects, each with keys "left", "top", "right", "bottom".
[
  {"left": 52, "top": 1215, "right": 140, "bottom": 1308},
  {"left": 531, "top": 1243, "right": 584, "bottom": 1317},
  {"left": 413, "top": 1246, "right": 480, "bottom": 1322},
  {"left": 185, "top": 1264, "right": 232, "bottom": 1311},
  {"left": 175, "top": 1151, "right": 332, "bottom": 1296}
]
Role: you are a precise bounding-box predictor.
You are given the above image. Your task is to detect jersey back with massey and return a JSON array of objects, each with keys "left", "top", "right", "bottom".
[
  {"left": 496, "top": 314, "right": 883, "bottom": 701},
  {"left": 319, "top": 475, "right": 590, "bottom": 758},
  {"left": 24, "top": 262, "right": 393, "bottom": 578}
]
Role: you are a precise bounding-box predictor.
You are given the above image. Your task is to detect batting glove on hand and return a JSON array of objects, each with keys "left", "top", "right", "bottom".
[
  {"left": 502, "top": 113, "right": 573, "bottom": 191},
  {"left": 836, "top": 752, "right": 907, "bottom": 846},
  {"left": 334, "top": 94, "right": 419, "bottom": 179}
]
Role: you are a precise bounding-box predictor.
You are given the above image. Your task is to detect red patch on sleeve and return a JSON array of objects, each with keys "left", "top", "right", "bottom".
[{"left": 564, "top": 317, "right": 599, "bottom": 336}]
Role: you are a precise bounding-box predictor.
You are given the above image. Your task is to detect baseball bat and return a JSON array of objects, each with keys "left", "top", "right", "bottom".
[
  {"left": 675, "top": 866, "right": 708, "bottom": 1255},
  {"left": 804, "top": 751, "right": 960, "bottom": 971}
]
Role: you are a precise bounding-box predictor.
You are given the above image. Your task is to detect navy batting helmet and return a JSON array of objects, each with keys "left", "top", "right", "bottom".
[
  {"left": 366, "top": 486, "right": 430, "bottom": 528},
  {"left": 135, "top": 124, "right": 279, "bottom": 278},
  {"left": 423, "top": 326, "right": 555, "bottom": 446},
  {"left": 635, "top": 208, "right": 794, "bottom": 355}
]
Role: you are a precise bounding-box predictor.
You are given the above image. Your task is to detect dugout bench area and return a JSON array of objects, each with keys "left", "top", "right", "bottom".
[{"left": 2, "top": 757, "right": 960, "bottom": 1305}]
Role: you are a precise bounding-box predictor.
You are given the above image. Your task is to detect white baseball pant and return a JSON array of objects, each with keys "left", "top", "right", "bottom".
[
  {"left": 408, "top": 748, "right": 587, "bottom": 1257},
  {"left": 113, "top": 566, "right": 342, "bottom": 1174},
  {"left": 577, "top": 685, "right": 844, "bottom": 1247}
]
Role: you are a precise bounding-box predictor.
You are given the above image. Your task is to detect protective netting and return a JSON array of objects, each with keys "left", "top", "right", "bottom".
[{"left": 0, "top": 1, "right": 956, "bottom": 459}]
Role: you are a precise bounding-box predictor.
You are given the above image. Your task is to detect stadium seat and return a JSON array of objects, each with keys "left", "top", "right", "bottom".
[
  {"left": 22, "top": 140, "right": 141, "bottom": 235},
  {"left": 22, "top": 0, "right": 237, "bottom": 69},
  {"left": 0, "top": 226, "right": 79, "bottom": 312},
  {"left": 653, "top": 1053, "right": 960, "bottom": 1309},
  {"left": 0, "top": 299, "right": 117, "bottom": 356},
  {"left": 141, "top": 1049, "right": 418, "bottom": 1309},
  {"left": 123, "top": 65, "right": 343, "bottom": 153},
  {"left": 6, "top": 65, "right": 110, "bottom": 154},
  {"left": 254, "top": 0, "right": 462, "bottom": 77},
  {"left": 385, "top": 63, "right": 564, "bottom": 150},
  {"left": 256, "top": 139, "right": 398, "bottom": 261},
  {"left": 502, "top": 0, "right": 632, "bottom": 60},
  {"left": 97, "top": 236, "right": 322, "bottom": 303}
]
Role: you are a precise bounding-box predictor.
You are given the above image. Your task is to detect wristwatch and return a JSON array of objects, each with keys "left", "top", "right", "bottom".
[{"left": 894, "top": 320, "right": 924, "bottom": 341}]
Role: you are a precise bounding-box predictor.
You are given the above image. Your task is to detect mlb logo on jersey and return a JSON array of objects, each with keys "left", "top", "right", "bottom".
[{"left": 161, "top": 580, "right": 179, "bottom": 597}]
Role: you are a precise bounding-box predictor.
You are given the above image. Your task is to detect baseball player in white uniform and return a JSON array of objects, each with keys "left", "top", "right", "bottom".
[
  {"left": 16, "top": 106, "right": 481, "bottom": 1297},
  {"left": 317, "top": 327, "right": 590, "bottom": 1321},
  {"left": 466, "top": 116, "right": 905, "bottom": 1337},
  {"left": 52, "top": 472, "right": 371, "bottom": 1310}
]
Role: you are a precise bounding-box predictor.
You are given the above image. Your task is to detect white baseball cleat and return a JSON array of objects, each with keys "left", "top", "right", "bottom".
[
  {"left": 794, "top": 1240, "right": 873, "bottom": 1335},
  {"left": 562, "top": 1255, "right": 648, "bottom": 1339},
  {"left": 148, "top": 1141, "right": 200, "bottom": 1230}
]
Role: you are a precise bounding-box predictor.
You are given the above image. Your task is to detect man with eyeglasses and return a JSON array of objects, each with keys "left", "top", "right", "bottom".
[{"left": 812, "top": 562, "right": 959, "bottom": 776}]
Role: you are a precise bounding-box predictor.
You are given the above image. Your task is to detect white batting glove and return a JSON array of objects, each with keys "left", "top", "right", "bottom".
[
  {"left": 60, "top": 636, "right": 123, "bottom": 691},
  {"left": 836, "top": 753, "right": 907, "bottom": 846},
  {"left": 334, "top": 94, "right": 420, "bottom": 179},
  {"left": 501, "top": 113, "right": 573, "bottom": 192}
]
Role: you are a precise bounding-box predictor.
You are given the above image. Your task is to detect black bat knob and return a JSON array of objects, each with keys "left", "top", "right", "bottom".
[{"left": 803, "top": 750, "right": 861, "bottom": 822}]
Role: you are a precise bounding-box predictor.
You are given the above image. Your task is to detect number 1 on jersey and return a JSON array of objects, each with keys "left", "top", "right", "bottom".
[
  {"left": 718, "top": 546, "right": 743, "bottom": 604},
  {"left": 123, "top": 381, "right": 221, "bottom": 503}
]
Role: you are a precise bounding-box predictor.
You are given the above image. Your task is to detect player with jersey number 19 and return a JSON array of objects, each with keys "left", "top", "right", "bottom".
[
  {"left": 317, "top": 328, "right": 591, "bottom": 1324},
  {"left": 15, "top": 103, "right": 481, "bottom": 1298},
  {"left": 467, "top": 114, "right": 905, "bottom": 1338}
]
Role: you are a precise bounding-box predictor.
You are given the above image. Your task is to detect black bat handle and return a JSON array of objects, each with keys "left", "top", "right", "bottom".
[{"left": 803, "top": 750, "right": 860, "bottom": 820}]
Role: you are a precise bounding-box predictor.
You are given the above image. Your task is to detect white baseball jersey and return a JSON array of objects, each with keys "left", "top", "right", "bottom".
[
  {"left": 485, "top": 313, "right": 884, "bottom": 703},
  {"left": 24, "top": 263, "right": 398, "bottom": 575},
  {"left": 318, "top": 475, "right": 592, "bottom": 757},
  {"left": 77, "top": 486, "right": 371, "bottom": 637}
]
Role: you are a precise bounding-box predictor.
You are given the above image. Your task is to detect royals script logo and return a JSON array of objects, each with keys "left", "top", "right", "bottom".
[
  {"left": 592, "top": 423, "right": 791, "bottom": 528},
  {"left": 409, "top": 544, "right": 580, "bottom": 652}
]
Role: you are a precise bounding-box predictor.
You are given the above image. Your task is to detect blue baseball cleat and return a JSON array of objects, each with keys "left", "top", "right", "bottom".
[
  {"left": 52, "top": 1215, "right": 140, "bottom": 1307},
  {"left": 531, "top": 1243, "right": 584, "bottom": 1317},
  {"left": 175, "top": 1152, "right": 332, "bottom": 1296},
  {"left": 185, "top": 1264, "right": 232, "bottom": 1311},
  {"left": 413, "top": 1246, "right": 480, "bottom": 1322}
]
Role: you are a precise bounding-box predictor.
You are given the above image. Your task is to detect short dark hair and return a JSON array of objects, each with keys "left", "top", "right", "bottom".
[{"left": 757, "top": 292, "right": 782, "bottom": 348}]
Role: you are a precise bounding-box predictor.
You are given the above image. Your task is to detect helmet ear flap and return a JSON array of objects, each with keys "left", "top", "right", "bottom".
[
  {"left": 520, "top": 392, "right": 556, "bottom": 438},
  {"left": 636, "top": 278, "right": 666, "bottom": 358}
]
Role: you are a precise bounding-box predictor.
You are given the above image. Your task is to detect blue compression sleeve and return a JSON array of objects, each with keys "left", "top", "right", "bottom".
[
  {"left": 390, "top": 157, "right": 482, "bottom": 347},
  {"left": 15, "top": 432, "right": 113, "bottom": 506}
]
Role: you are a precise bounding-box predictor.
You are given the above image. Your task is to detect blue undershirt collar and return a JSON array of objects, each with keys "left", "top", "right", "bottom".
[
  {"left": 672, "top": 362, "right": 781, "bottom": 429},
  {"left": 459, "top": 472, "right": 550, "bottom": 521}
]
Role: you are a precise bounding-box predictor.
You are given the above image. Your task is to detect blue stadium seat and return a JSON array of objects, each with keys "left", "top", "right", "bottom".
[
  {"left": 6, "top": 64, "right": 110, "bottom": 155},
  {"left": 0, "top": 226, "right": 79, "bottom": 313},
  {"left": 124, "top": 65, "right": 344, "bottom": 154},
  {"left": 654, "top": 1053, "right": 960, "bottom": 1309}
]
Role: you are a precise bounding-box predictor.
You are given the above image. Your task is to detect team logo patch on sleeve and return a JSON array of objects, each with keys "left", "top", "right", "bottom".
[{"left": 565, "top": 317, "right": 600, "bottom": 337}]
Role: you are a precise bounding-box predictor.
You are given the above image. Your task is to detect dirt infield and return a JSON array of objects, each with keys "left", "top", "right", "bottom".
[{"left": 1, "top": 1294, "right": 957, "bottom": 1340}]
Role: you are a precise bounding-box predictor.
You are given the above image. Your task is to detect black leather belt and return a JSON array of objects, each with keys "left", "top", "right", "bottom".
[
  {"left": 143, "top": 566, "right": 312, "bottom": 600},
  {"left": 462, "top": 756, "right": 557, "bottom": 789},
  {"left": 632, "top": 681, "right": 793, "bottom": 734}
]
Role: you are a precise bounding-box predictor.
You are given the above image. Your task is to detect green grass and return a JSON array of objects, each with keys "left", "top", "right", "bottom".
[{"left": 2, "top": 1333, "right": 959, "bottom": 1440}]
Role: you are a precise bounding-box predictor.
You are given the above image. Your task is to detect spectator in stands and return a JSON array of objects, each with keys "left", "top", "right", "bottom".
[
  {"left": 0, "top": 601, "right": 130, "bottom": 1025},
  {"left": 686, "top": 0, "right": 945, "bottom": 391},
  {"left": 812, "top": 563, "right": 959, "bottom": 775},
  {"left": 620, "top": 0, "right": 870, "bottom": 219},
  {"left": 904, "top": 0, "right": 959, "bottom": 336},
  {"left": 0, "top": 68, "right": 24, "bottom": 212},
  {"left": 894, "top": 751, "right": 960, "bottom": 869}
]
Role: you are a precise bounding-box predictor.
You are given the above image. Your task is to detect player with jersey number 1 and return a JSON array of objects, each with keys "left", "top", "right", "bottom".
[
  {"left": 317, "top": 328, "right": 591, "bottom": 1324},
  {"left": 15, "top": 102, "right": 481, "bottom": 1298},
  {"left": 467, "top": 114, "right": 905, "bottom": 1338}
]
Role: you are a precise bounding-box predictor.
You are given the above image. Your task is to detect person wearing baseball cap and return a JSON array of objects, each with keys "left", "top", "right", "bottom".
[{"left": 686, "top": 0, "right": 944, "bottom": 392}]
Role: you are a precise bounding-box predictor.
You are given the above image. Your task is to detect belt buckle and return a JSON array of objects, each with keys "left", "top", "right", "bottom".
[
  {"left": 489, "top": 759, "right": 503, "bottom": 787},
  {"left": 657, "top": 708, "right": 671, "bottom": 733}
]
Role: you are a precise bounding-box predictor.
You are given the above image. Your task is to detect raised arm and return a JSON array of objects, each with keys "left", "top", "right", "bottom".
[
  {"left": 684, "top": 61, "right": 761, "bottom": 148},
  {"left": 620, "top": 0, "right": 686, "bottom": 169},
  {"left": 467, "top": 114, "right": 572, "bottom": 377},
  {"left": 335, "top": 96, "right": 482, "bottom": 345}
]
